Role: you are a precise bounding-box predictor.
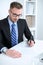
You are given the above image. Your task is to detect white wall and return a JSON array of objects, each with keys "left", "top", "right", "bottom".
[
  {"left": 0, "top": 0, "right": 16, "bottom": 19},
  {"left": 37, "top": 0, "right": 43, "bottom": 40}
]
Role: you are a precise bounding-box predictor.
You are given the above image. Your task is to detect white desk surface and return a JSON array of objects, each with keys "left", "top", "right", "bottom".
[{"left": 0, "top": 40, "right": 43, "bottom": 65}]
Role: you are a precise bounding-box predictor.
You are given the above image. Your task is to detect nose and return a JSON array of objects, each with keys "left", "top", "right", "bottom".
[{"left": 15, "top": 16, "right": 20, "bottom": 19}]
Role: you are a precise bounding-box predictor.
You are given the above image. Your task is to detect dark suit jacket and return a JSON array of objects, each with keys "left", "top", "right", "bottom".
[{"left": 0, "top": 17, "right": 34, "bottom": 50}]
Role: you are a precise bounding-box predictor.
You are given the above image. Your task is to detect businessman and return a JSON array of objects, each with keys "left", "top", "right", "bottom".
[{"left": 0, "top": 2, "right": 35, "bottom": 58}]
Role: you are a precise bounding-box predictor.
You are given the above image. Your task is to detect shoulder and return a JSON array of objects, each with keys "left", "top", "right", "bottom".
[
  {"left": 0, "top": 17, "right": 8, "bottom": 29},
  {"left": 18, "top": 19, "right": 26, "bottom": 24},
  {"left": 18, "top": 19, "right": 26, "bottom": 22},
  {"left": 0, "top": 17, "right": 8, "bottom": 24},
  {"left": 0, "top": 18, "right": 7, "bottom": 22}
]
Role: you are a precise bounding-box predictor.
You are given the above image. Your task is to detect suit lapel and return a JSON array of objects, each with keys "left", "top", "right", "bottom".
[{"left": 17, "top": 20, "right": 20, "bottom": 43}]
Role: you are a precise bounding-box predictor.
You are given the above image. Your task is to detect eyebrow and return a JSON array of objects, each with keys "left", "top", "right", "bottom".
[{"left": 10, "top": 10, "right": 22, "bottom": 16}]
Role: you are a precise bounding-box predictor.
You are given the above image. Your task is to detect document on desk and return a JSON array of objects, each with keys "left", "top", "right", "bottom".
[
  {"left": 0, "top": 41, "right": 34, "bottom": 65},
  {"left": 0, "top": 40, "right": 43, "bottom": 65},
  {"left": 0, "top": 48, "right": 34, "bottom": 65}
]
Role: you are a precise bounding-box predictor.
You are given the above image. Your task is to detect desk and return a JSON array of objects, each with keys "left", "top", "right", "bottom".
[{"left": 0, "top": 40, "right": 43, "bottom": 65}]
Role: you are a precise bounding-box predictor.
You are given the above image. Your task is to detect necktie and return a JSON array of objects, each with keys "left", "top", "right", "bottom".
[{"left": 11, "top": 23, "right": 17, "bottom": 46}]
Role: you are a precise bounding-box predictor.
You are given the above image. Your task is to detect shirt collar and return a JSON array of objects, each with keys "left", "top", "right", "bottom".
[{"left": 8, "top": 17, "right": 17, "bottom": 27}]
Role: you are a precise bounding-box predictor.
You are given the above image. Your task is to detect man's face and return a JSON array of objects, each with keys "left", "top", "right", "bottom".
[{"left": 9, "top": 8, "right": 22, "bottom": 22}]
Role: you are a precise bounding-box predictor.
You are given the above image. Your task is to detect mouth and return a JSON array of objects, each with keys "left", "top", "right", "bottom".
[{"left": 12, "top": 19, "right": 18, "bottom": 22}]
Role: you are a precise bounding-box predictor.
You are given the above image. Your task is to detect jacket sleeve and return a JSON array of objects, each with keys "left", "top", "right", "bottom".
[{"left": 24, "top": 19, "right": 34, "bottom": 41}]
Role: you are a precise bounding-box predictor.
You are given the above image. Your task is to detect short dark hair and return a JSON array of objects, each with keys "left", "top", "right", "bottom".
[{"left": 10, "top": 2, "right": 23, "bottom": 9}]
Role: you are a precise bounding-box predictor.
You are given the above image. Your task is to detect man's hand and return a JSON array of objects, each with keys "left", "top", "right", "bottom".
[
  {"left": 28, "top": 40, "right": 35, "bottom": 47},
  {"left": 5, "top": 49, "right": 21, "bottom": 58}
]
